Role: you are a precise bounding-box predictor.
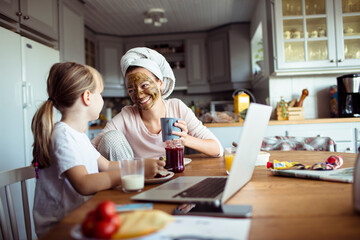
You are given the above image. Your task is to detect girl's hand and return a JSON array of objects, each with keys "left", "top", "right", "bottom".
[
  {"left": 144, "top": 158, "right": 166, "bottom": 178},
  {"left": 173, "top": 120, "right": 189, "bottom": 145}
]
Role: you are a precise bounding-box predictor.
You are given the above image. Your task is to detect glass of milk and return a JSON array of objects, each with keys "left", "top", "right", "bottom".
[{"left": 120, "top": 158, "right": 145, "bottom": 193}]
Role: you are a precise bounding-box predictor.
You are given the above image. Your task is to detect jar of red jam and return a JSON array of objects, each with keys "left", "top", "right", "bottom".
[{"left": 164, "top": 139, "right": 184, "bottom": 173}]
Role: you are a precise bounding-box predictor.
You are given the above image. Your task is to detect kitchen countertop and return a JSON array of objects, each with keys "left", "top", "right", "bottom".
[
  {"left": 89, "top": 118, "right": 360, "bottom": 130},
  {"left": 204, "top": 117, "right": 360, "bottom": 128}
]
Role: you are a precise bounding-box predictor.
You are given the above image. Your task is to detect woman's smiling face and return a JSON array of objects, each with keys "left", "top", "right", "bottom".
[{"left": 126, "top": 67, "right": 162, "bottom": 110}]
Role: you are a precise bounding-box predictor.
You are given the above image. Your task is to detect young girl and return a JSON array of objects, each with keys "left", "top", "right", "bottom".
[
  {"left": 31, "top": 62, "right": 164, "bottom": 237},
  {"left": 92, "top": 47, "right": 223, "bottom": 160}
]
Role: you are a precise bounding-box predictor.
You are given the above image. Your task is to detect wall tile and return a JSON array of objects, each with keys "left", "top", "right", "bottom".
[
  {"left": 269, "top": 75, "right": 340, "bottom": 119},
  {"left": 269, "top": 77, "right": 292, "bottom": 100}
]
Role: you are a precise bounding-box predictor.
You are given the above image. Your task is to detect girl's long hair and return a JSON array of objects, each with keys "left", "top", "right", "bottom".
[{"left": 31, "top": 62, "right": 102, "bottom": 168}]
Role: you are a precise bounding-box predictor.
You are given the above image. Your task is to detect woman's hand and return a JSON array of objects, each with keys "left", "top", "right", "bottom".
[
  {"left": 173, "top": 120, "right": 189, "bottom": 145},
  {"left": 144, "top": 158, "right": 166, "bottom": 178},
  {"left": 172, "top": 120, "right": 221, "bottom": 157}
]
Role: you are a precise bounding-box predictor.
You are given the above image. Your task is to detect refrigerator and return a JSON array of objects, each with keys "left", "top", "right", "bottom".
[{"left": 0, "top": 26, "right": 60, "bottom": 239}]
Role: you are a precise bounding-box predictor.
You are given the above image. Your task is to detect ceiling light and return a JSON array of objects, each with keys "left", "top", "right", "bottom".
[{"left": 144, "top": 8, "right": 168, "bottom": 27}]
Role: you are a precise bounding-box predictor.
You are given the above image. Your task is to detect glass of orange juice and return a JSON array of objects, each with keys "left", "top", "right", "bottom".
[{"left": 224, "top": 147, "right": 236, "bottom": 174}]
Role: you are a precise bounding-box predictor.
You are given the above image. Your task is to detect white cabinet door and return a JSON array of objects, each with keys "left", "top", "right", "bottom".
[
  {"left": 0, "top": 0, "right": 58, "bottom": 40},
  {"left": 186, "top": 38, "right": 210, "bottom": 93},
  {"left": 207, "top": 24, "right": 251, "bottom": 92},
  {"left": 0, "top": 27, "right": 59, "bottom": 240},
  {"left": 334, "top": 0, "right": 360, "bottom": 67},
  {"left": 21, "top": 37, "right": 60, "bottom": 166},
  {"left": 0, "top": 27, "right": 25, "bottom": 171},
  {"left": 273, "top": 0, "right": 360, "bottom": 72},
  {"left": 273, "top": 0, "right": 337, "bottom": 69},
  {"left": 208, "top": 31, "right": 230, "bottom": 85},
  {"left": 265, "top": 124, "right": 288, "bottom": 137},
  {"left": 59, "top": 0, "right": 85, "bottom": 64},
  {"left": 286, "top": 122, "right": 353, "bottom": 142},
  {"left": 99, "top": 39, "right": 127, "bottom": 97},
  {"left": 20, "top": 0, "right": 58, "bottom": 40},
  {"left": 0, "top": 0, "right": 18, "bottom": 22}
]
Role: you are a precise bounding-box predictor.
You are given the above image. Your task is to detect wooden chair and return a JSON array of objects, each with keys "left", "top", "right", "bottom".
[
  {"left": 261, "top": 136, "right": 337, "bottom": 152},
  {"left": 0, "top": 166, "right": 35, "bottom": 240}
]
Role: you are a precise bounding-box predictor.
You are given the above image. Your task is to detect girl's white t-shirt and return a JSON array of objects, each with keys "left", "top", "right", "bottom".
[
  {"left": 92, "top": 98, "right": 223, "bottom": 158},
  {"left": 33, "top": 122, "right": 100, "bottom": 237}
]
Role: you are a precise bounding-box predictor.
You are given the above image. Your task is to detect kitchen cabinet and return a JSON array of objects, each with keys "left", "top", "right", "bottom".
[
  {"left": 98, "top": 36, "right": 127, "bottom": 97},
  {"left": 207, "top": 23, "right": 251, "bottom": 92},
  {"left": 124, "top": 34, "right": 210, "bottom": 92},
  {"left": 272, "top": 0, "right": 360, "bottom": 73},
  {"left": 0, "top": 0, "right": 58, "bottom": 41},
  {"left": 0, "top": 26, "right": 59, "bottom": 239},
  {"left": 59, "top": 0, "right": 85, "bottom": 64},
  {"left": 186, "top": 37, "right": 210, "bottom": 93},
  {"left": 145, "top": 40, "right": 187, "bottom": 90}
]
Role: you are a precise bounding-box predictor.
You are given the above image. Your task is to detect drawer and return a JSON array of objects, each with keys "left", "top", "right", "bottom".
[
  {"left": 336, "top": 141, "right": 355, "bottom": 153},
  {"left": 287, "top": 124, "right": 353, "bottom": 142}
]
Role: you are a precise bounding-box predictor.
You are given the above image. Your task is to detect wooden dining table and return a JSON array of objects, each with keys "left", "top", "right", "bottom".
[{"left": 41, "top": 151, "right": 360, "bottom": 239}]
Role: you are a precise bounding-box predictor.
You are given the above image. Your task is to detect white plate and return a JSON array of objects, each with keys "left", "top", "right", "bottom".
[
  {"left": 160, "top": 157, "right": 192, "bottom": 166},
  {"left": 71, "top": 224, "right": 144, "bottom": 240},
  {"left": 145, "top": 171, "right": 174, "bottom": 184},
  {"left": 71, "top": 224, "right": 96, "bottom": 240},
  {"left": 184, "top": 158, "right": 192, "bottom": 165}
]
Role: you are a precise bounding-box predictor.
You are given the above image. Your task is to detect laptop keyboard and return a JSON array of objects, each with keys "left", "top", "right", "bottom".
[{"left": 173, "top": 177, "right": 227, "bottom": 198}]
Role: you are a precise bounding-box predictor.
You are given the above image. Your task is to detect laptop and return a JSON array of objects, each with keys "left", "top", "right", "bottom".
[{"left": 131, "top": 103, "right": 272, "bottom": 204}]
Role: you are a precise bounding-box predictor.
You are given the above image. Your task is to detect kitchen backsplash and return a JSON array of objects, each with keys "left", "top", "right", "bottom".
[{"left": 269, "top": 74, "right": 338, "bottom": 119}]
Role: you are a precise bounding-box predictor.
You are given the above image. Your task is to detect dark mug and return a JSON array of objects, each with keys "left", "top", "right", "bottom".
[{"left": 160, "top": 117, "right": 182, "bottom": 142}]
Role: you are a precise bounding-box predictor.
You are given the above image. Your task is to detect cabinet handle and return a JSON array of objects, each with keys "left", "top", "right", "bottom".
[
  {"left": 23, "top": 15, "right": 30, "bottom": 20},
  {"left": 346, "top": 147, "right": 352, "bottom": 152},
  {"left": 338, "top": 59, "right": 344, "bottom": 62},
  {"left": 16, "top": 11, "right": 22, "bottom": 16},
  {"left": 22, "top": 82, "right": 28, "bottom": 108},
  {"left": 330, "top": 59, "right": 335, "bottom": 63}
]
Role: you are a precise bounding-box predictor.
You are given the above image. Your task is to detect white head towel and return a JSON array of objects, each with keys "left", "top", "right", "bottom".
[{"left": 120, "top": 47, "right": 175, "bottom": 99}]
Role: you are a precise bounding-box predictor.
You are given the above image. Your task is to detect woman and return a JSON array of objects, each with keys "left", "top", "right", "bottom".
[{"left": 92, "top": 47, "right": 223, "bottom": 160}]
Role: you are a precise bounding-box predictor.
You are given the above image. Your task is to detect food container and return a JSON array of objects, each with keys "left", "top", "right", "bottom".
[{"left": 256, "top": 151, "right": 270, "bottom": 166}]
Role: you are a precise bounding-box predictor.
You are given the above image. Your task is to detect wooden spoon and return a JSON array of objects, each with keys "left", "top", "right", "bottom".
[{"left": 295, "top": 89, "right": 309, "bottom": 107}]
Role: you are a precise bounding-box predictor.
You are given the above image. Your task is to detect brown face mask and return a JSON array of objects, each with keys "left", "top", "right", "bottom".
[{"left": 126, "top": 72, "right": 161, "bottom": 110}]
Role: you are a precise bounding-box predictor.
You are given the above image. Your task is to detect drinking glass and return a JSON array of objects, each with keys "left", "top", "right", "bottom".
[
  {"left": 120, "top": 158, "right": 145, "bottom": 193},
  {"left": 224, "top": 147, "right": 237, "bottom": 174}
]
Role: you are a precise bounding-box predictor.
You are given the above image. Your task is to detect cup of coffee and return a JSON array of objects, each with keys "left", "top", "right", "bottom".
[
  {"left": 160, "top": 117, "right": 182, "bottom": 142},
  {"left": 224, "top": 147, "right": 237, "bottom": 174},
  {"left": 120, "top": 158, "right": 145, "bottom": 193}
]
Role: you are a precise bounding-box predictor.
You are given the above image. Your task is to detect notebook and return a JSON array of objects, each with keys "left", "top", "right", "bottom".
[{"left": 131, "top": 103, "right": 272, "bottom": 204}]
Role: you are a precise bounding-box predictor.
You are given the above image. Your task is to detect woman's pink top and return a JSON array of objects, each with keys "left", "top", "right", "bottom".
[{"left": 92, "top": 98, "right": 223, "bottom": 158}]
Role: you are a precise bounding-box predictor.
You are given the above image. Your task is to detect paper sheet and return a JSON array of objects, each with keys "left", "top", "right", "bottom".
[{"left": 141, "top": 215, "right": 251, "bottom": 240}]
